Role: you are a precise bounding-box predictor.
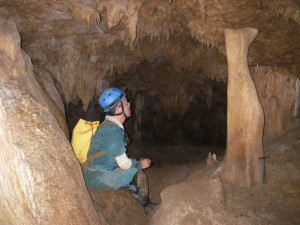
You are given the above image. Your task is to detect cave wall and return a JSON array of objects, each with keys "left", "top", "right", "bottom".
[
  {"left": 1, "top": 0, "right": 298, "bottom": 144},
  {"left": 7, "top": 0, "right": 297, "bottom": 112},
  {"left": 107, "top": 59, "right": 299, "bottom": 144},
  {"left": 0, "top": 0, "right": 299, "bottom": 223},
  {"left": 0, "top": 20, "right": 101, "bottom": 225},
  {"left": 64, "top": 62, "right": 299, "bottom": 145},
  {"left": 110, "top": 59, "right": 228, "bottom": 145},
  {"left": 251, "top": 66, "right": 300, "bottom": 140}
]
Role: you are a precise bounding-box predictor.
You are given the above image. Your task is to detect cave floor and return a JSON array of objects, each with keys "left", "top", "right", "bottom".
[
  {"left": 129, "top": 143, "right": 226, "bottom": 204},
  {"left": 127, "top": 128, "right": 300, "bottom": 225}
]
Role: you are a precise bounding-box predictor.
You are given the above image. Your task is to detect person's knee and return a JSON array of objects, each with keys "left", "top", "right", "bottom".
[
  {"left": 131, "top": 170, "right": 149, "bottom": 195},
  {"left": 105, "top": 168, "right": 138, "bottom": 189}
]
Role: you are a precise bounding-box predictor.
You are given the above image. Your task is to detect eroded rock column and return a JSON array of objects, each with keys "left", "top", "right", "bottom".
[{"left": 219, "top": 28, "right": 264, "bottom": 187}]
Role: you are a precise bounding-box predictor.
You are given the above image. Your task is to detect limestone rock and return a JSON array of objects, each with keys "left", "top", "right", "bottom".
[
  {"left": 33, "top": 66, "right": 70, "bottom": 139},
  {"left": 250, "top": 66, "right": 299, "bottom": 140},
  {"left": 0, "top": 20, "right": 99, "bottom": 225},
  {"left": 89, "top": 188, "right": 146, "bottom": 225},
  {"left": 1, "top": 0, "right": 298, "bottom": 111},
  {"left": 149, "top": 175, "right": 227, "bottom": 225},
  {"left": 220, "top": 28, "right": 264, "bottom": 187}
]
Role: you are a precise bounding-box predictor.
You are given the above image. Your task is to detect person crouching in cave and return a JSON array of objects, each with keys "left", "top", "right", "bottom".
[{"left": 82, "top": 87, "right": 157, "bottom": 214}]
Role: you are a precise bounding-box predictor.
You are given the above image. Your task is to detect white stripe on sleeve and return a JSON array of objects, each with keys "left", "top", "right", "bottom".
[{"left": 115, "top": 153, "right": 132, "bottom": 169}]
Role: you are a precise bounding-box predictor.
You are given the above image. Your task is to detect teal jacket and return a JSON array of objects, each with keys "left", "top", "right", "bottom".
[{"left": 82, "top": 119, "right": 140, "bottom": 192}]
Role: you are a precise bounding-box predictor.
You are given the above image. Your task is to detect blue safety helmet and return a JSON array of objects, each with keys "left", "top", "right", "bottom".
[{"left": 99, "top": 87, "right": 126, "bottom": 112}]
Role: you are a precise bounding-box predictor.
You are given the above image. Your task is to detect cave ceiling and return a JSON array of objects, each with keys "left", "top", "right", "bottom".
[{"left": 0, "top": 0, "right": 299, "bottom": 108}]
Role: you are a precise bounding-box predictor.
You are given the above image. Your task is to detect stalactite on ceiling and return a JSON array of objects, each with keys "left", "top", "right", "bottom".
[
  {"left": 160, "top": 94, "right": 193, "bottom": 120},
  {"left": 5, "top": 0, "right": 298, "bottom": 116},
  {"left": 70, "top": 2, "right": 100, "bottom": 29},
  {"left": 97, "top": 0, "right": 143, "bottom": 49},
  {"left": 272, "top": 0, "right": 300, "bottom": 25},
  {"left": 188, "top": 20, "right": 222, "bottom": 48},
  {"left": 137, "top": 0, "right": 174, "bottom": 44},
  {"left": 51, "top": 48, "right": 111, "bottom": 112}
]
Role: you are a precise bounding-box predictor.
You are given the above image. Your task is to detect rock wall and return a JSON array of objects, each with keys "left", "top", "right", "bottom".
[
  {"left": 33, "top": 66, "right": 70, "bottom": 138},
  {"left": 1, "top": 0, "right": 299, "bottom": 115},
  {"left": 250, "top": 66, "right": 299, "bottom": 141},
  {"left": 0, "top": 20, "right": 100, "bottom": 225}
]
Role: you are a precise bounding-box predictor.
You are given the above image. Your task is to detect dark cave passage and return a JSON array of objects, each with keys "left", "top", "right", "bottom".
[{"left": 65, "top": 59, "right": 228, "bottom": 165}]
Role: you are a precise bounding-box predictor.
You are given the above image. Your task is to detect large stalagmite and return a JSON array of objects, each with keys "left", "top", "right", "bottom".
[
  {"left": 219, "top": 28, "right": 264, "bottom": 187},
  {"left": 0, "top": 20, "right": 101, "bottom": 225}
]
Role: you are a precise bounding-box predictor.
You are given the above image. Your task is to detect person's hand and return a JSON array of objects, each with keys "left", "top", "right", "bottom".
[{"left": 140, "top": 158, "right": 151, "bottom": 169}]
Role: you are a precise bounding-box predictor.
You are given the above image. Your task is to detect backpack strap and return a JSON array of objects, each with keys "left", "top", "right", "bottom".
[{"left": 83, "top": 121, "right": 118, "bottom": 165}]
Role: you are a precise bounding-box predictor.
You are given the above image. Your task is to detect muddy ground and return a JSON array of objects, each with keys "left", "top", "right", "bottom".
[{"left": 90, "top": 127, "right": 300, "bottom": 225}]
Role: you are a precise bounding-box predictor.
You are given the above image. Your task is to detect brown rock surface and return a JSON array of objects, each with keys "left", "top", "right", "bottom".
[
  {"left": 89, "top": 189, "right": 147, "bottom": 225},
  {"left": 251, "top": 66, "right": 299, "bottom": 140},
  {"left": 0, "top": 0, "right": 298, "bottom": 110},
  {"left": 143, "top": 127, "right": 300, "bottom": 225},
  {"left": 219, "top": 27, "right": 264, "bottom": 187},
  {"left": 0, "top": 20, "right": 99, "bottom": 225}
]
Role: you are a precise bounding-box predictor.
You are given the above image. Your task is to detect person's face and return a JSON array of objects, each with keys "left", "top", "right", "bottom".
[{"left": 122, "top": 97, "right": 131, "bottom": 118}]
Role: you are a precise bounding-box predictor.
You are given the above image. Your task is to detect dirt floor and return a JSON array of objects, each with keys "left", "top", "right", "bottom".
[
  {"left": 131, "top": 143, "right": 225, "bottom": 204},
  {"left": 91, "top": 127, "right": 300, "bottom": 225}
]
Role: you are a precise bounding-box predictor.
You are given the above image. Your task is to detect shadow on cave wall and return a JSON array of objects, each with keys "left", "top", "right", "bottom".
[{"left": 65, "top": 100, "right": 105, "bottom": 139}]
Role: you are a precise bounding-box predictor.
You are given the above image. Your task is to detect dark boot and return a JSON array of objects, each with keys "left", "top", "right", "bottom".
[
  {"left": 131, "top": 170, "right": 158, "bottom": 214},
  {"left": 143, "top": 200, "right": 158, "bottom": 214}
]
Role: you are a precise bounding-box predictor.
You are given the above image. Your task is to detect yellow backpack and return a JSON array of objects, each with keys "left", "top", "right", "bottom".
[{"left": 71, "top": 119, "right": 115, "bottom": 164}]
